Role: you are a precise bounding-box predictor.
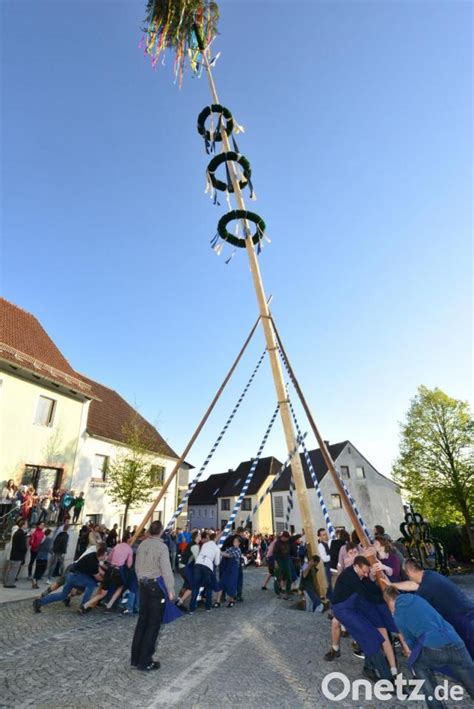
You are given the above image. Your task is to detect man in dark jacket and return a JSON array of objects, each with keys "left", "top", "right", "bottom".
[
  {"left": 46, "top": 524, "right": 69, "bottom": 582},
  {"left": 274, "top": 531, "right": 292, "bottom": 599},
  {"left": 3, "top": 520, "right": 28, "bottom": 587}
]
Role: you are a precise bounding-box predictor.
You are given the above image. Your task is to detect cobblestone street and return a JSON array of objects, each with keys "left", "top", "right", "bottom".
[{"left": 0, "top": 568, "right": 473, "bottom": 709}]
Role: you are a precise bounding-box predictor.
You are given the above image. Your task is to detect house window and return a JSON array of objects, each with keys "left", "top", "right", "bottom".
[
  {"left": 150, "top": 465, "right": 165, "bottom": 487},
  {"left": 221, "top": 519, "right": 228, "bottom": 529},
  {"left": 93, "top": 454, "right": 109, "bottom": 481},
  {"left": 34, "top": 395, "right": 56, "bottom": 426},
  {"left": 221, "top": 498, "right": 230, "bottom": 511},
  {"left": 355, "top": 465, "right": 365, "bottom": 479},
  {"left": 23, "top": 465, "right": 63, "bottom": 494},
  {"left": 331, "top": 494, "right": 342, "bottom": 509},
  {"left": 241, "top": 498, "right": 252, "bottom": 511},
  {"left": 86, "top": 514, "right": 102, "bottom": 525},
  {"left": 275, "top": 521, "right": 285, "bottom": 533},
  {"left": 274, "top": 496, "right": 284, "bottom": 518},
  {"left": 340, "top": 465, "right": 350, "bottom": 479}
]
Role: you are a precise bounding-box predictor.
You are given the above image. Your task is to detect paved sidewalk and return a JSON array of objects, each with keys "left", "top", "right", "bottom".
[{"left": 0, "top": 569, "right": 473, "bottom": 708}]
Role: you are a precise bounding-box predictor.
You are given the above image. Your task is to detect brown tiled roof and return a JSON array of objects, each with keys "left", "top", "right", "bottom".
[
  {"left": 0, "top": 297, "right": 92, "bottom": 394},
  {"left": 81, "top": 374, "right": 178, "bottom": 459}
]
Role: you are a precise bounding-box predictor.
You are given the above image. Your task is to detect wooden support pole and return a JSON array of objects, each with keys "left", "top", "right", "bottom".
[
  {"left": 269, "top": 316, "right": 371, "bottom": 546},
  {"left": 199, "top": 48, "right": 324, "bottom": 593},
  {"left": 270, "top": 317, "right": 383, "bottom": 587},
  {"left": 130, "top": 304, "right": 269, "bottom": 545}
]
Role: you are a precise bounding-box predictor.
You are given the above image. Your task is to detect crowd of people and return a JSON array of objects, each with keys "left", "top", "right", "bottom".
[
  {"left": 2, "top": 507, "right": 474, "bottom": 704},
  {"left": 0, "top": 480, "right": 85, "bottom": 527}
]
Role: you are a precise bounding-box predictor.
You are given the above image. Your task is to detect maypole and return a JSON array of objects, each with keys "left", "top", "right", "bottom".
[{"left": 139, "top": 2, "right": 376, "bottom": 579}]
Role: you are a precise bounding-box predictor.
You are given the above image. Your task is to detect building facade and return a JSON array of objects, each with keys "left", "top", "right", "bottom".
[
  {"left": 216, "top": 457, "right": 282, "bottom": 533},
  {"left": 0, "top": 298, "right": 183, "bottom": 535},
  {"left": 271, "top": 441, "right": 404, "bottom": 540}
]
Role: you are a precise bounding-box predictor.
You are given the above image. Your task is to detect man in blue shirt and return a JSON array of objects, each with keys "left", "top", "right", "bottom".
[
  {"left": 384, "top": 586, "right": 474, "bottom": 709},
  {"left": 388, "top": 558, "right": 474, "bottom": 658}
]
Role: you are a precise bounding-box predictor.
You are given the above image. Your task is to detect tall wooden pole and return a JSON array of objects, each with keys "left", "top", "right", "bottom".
[
  {"left": 130, "top": 305, "right": 268, "bottom": 544},
  {"left": 199, "top": 48, "right": 323, "bottom": 580},
  {"left": 270, "top": 317, "right": 371, "bottom": 546}
]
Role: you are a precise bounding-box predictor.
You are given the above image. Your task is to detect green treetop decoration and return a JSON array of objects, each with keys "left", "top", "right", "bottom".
[{"left": 142, "top": 0, "right": 220, "bottom": 85}]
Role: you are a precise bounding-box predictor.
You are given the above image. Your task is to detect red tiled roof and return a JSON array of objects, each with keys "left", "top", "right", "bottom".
[
  {"left": 81, "top": 374, "right": 178, "bottom": 459},
  {"left": 0, "top": 298, "right": 92, "bottom": 394}
]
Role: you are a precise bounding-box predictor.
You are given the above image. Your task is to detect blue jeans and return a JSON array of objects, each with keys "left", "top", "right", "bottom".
[
  {"left": 324, "top": 562, "right": 333, "bottom": 600},
  {"left": 304, "top": 586, "right": 322, "bottom": 611},
  {"left": 413, "top": 643, "right": 474, "bottom": 708},
  {"left": 190, "top": 564, "right": 214, "bottom": 611},
  {"left": 40, "top": 572, "right": 97, "bottom": 607}
]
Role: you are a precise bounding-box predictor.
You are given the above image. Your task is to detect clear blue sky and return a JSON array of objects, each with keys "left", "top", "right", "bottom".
[{"left": 1, "top": 1, "right": 472, "bottom": 481}]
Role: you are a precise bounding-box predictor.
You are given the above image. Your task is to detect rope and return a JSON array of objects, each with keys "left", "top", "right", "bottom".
[
  {"left": 164, "top": 349, "right": 267, "bottom": 532},
  {"left": 286, "top": 395, "right": 336, "bottom": 541},
  {"left": 285, "top": 475, "right": 295, "bottom": 531},
  {"left": 218, "top": 402, "right": 280, "bottom": 547}
]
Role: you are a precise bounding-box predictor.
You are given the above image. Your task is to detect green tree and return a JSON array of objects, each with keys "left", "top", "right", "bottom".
[
  {"left": 393, "top": 386, "right": 474, "bottom": 551},
  {"left": 106, "top": 413, "right": 162, "bottom": 535}
]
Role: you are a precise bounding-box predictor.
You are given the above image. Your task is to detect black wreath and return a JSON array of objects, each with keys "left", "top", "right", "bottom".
[
  {"left": 217, "top": 210, "right": 266, "bottom": 248},
  {"left": 197, "top": 104, "right": 234, "bottom": 142},
  {"left": 207, "top": 152, "right": 251, "bottom": 193}
]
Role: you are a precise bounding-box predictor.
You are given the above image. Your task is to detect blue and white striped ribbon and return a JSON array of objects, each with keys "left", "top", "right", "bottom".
[
  {"left": 277, "top": 345, "right": 373, "bottom": 544},
  {"left": 285, "top": 475, "right": 295, "bottom": 530},
  {"left": 219, "top": 402, "right": 280, "bottom": 547},
  {"left": 286, "top": 396, "right": 336, "bottom": 541},
  {"left": 246, "top": 432, "right": 308, "bottom": 524},
  {"left": 164, "top": 349, "right": 266, "bottom": 532}
]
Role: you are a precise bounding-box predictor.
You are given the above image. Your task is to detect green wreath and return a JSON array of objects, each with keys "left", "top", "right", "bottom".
[
  {"left": 217, "top": 210, "right": 266, "bottom": 248},
  {"left": 197, "top": 105, "right": 234, "bottom": 142},
  {"left": 207, "top": 152, "right": 251, "bottom": 193}
]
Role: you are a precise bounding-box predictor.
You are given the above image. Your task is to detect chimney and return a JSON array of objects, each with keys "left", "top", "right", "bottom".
[{"left": 323, "top": 440, "right": 330, "bottom": 448}]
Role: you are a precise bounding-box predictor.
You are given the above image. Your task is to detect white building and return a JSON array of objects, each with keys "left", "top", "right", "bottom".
[
  {"left": 271, "top": 441, "right": 404, "bottom": 540},
  {"left": 0, "top": 297, "right": 185, "bottom": 543},
  {"left": 187, "top": 471, "right": 234, "bottom": 530}
]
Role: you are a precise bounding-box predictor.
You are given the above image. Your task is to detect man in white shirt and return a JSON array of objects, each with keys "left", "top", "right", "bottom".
[
  {"left": 189, "top": 532, "right": 221, "bottom": 613},
  {"left": 318, "top": 528, "right": 333, "bottom": 600}
]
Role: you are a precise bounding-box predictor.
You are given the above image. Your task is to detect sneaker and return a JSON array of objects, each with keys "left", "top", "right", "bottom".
[
  {"left": 78, "top": 605, "right": 90, "bottom": 614},
  {"left": 122, "top": 609, "right": 131, "bottom": 615},
  {"left": 46, "top": 579, "right": 52, "bottom": 584},
  {"left": 212, "top": 602, "right": 221, "bottom": 608},
  {"left": 316, "top": 603, "right": 325, "bottom": 613},
  {"left": 63, "top": 598, "right": 71, "bottom": 607},
  {"left": 352, "top": 648, "right": 365, "bottom": 659},
  {"left": 392, "top": 638, "right": 401, "bottom": 648},
  {"left": 341, "top": 630, "right": 350, "bottom": 638},
  {"left": 324, "top": 648, "right": 341, "bottom": 661},
  {"left": 226, "top": 601, "right": 235, "bottom": 608},
  {"left": 33, "top": 599, "right": 42, "bottom": 614},
  {"left": 261, "top": 586, "right": 268, "bottom": 590}
]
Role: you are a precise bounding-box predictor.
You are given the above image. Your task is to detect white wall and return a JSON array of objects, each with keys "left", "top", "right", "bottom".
[
  {"left": 0, "top": 370, "right": 86, "bottom": 489},
  {"left": 188, "top": 504, "right": 217, "bottom": 530},
  {"left": 71, "top": 434, "right": 178, "bottom": 530},
  {"left": 271, "top": 445, "right": 405, "bottom": 541}
]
